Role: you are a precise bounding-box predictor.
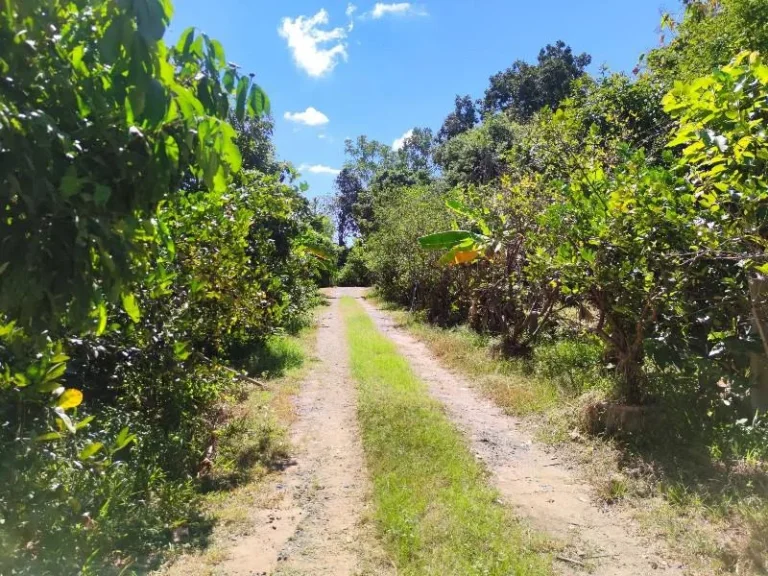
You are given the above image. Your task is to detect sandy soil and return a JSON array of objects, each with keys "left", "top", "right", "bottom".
[
  {"left": 203, "top": 291, "right": 388, "bottom": 576},
  {"left": 352, "top": 289, "right": 686, "bottom": 576}
]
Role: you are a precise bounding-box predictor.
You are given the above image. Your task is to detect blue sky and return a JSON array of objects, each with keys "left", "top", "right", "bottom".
[{"left": 169, "top": 1, "right": 676, "bottom": 199}]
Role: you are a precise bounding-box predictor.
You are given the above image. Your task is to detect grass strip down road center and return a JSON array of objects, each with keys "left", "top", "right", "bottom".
[{"left": 340, "top": 297, "right": 551, "bottom": 576}]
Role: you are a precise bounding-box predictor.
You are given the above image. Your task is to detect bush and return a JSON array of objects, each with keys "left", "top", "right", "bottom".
[
  {"left": 533, "top": 336, "right": 614, "bottom": 394},
  {"left": 337, "top": 242, "right": 373, "bottom": 287},
  {"left": 0, "top": 1, "right": 333, "bottom": 573}
]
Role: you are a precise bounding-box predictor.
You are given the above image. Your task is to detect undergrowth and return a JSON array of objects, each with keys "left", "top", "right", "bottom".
[{"left": 158, "top": 326, "right": 315, "bottom": 575}]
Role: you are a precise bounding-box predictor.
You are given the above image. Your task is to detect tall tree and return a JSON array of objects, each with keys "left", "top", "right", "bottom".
[
  {"left": 333, "top": 168, "right": 363, "bottom": 246},
  {"left": 437, "top": 95, "right": 479, "bottom": 142},
  {"left": 482, "top": 40, "right": 591, "bottom": 120}
]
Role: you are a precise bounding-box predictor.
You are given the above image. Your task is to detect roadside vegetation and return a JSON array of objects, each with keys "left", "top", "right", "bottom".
[
  {"left": 341, "top": 297, "right": 551, "bottom": 576},
  {"left": 159, "top": 328, "right": 316, "bottom": 575},
  {"left": 332, "top": 1, "right": 768, "bottom": 573},
  {"left": 0, "top": 2, "right": 334, "bottom": 573}
]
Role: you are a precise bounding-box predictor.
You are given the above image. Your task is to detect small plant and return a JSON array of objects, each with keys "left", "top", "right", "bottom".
[{"left": 533, "top": 336, "right": 613, "bottom": 394}]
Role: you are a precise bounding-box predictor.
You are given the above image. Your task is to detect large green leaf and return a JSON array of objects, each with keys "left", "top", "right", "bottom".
[
  {"left": 176, "top": 27, "right": 195, "bottom": 55},
  {"left": 235, "top": 77, "right": 249, "bottom": 122},
  {"left": 247, "top": 83, "right": 271, "bottom": 117},
  {"left": 418, "top": 230, "right": 476, "bottom": 250},
  {"left": 134, "top": 0, "right": 169, "bottom": 43}
]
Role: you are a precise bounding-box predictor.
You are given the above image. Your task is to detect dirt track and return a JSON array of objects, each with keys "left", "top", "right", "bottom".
[
  {"left": 211, "top": 290, "right": 387, "bottom": 576},
  {"left": 356, "top": 290, "right": 684, "bottom": 576},
  {"left": 179, "top": 287, "right": 687, "bottom": 575}
]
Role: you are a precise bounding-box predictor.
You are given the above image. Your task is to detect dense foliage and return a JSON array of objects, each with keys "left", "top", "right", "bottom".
[
  {"left": 0, "top": 1, "right": 332, "bottom": 573},
  {"left": 334, "top": 0, "right": 768, "bottom": 455}
]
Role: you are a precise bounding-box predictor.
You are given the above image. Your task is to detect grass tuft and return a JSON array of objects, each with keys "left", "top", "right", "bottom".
[{"left": 341, "top": 297, "right": 551, "bottom": 576}]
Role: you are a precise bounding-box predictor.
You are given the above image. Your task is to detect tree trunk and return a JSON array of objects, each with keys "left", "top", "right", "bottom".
[
  {"left": 616, "top": 345, "right": 645, "bottom": 405},
  {"left": 748, "top": 275, "right": 768, "bottom": 411}
]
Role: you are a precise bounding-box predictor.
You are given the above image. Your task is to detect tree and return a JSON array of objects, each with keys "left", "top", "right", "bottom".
[
  {"left": 647, "top": 0, "right": 768, "bottom": 84},
  {"left": 333, "top": 168, "right": 363, "bottom": 245},
  {"left": 482, "top": 40, "right": 591, "bottom": 120},
  {"left": 437, "top": 95, "right": 479, "bottom": 142},
  {"left": 0, "top": 0, "right": 269, "bottom": 332},
  {"left": 395, "top": 127, "right": 435, "bottom": 174},
  {"left": 434, "top": 114, "right": 518, "bottom": 187}
]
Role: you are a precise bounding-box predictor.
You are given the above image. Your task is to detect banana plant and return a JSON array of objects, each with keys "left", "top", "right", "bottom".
[{"left": 417, "top": 199, "right": 501, "bottom": 265}]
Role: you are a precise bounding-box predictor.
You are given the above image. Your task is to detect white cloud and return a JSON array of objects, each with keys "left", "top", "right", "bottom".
[
  {"left": 284, "top": 107, "right": 330, "bottom": 126},
  {"left": 392, "top": 129, "right": 414, "bottom": 150},
  {"left": 299, "top": 163, "right": 341, "bottom": 175},
  {"left": 346, "top": 3, "right": 357, "bottom": 17},
  {"left": 278, "top": 10, "right": 348, "bottom": 77},
  {"left": 371, "top": 3, "right": 427, "bottom": 18}
]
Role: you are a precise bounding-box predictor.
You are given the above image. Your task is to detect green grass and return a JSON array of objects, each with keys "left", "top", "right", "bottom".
[
  {"left": 340, "top": 297, "right": 551, "bottom": 576},
  {"left": 371, "top": 298, "right": 768, "bottom": 575}
]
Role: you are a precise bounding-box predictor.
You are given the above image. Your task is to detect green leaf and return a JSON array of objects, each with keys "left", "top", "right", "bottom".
[
  {"left": 95, "top": 302, "right": 108, "bottom": 335},
  {"left": 113, "top": 427, "right": 137, "bottom": 451},
  {"left": 143, "top": 78, "right": 168, "bottom": 126},
  {"left": 76, "top": 415, "right": 96, "bottom": 430},
  {"left": 418, "top": 230, "right": 475, "bottom": 250},
  {"left": 219, "top": 120, "right": 242, "bottom": 173},
  {"left": 173, "top": 341, "right": 191, "bottom": 360},
  {"left": 60, "top": 167, "right": 82, "bottom": 198},
  {"left": 99, "top": 17, "right": 124, "bottom": 64},
  {"left": 94, "top": 184, "right": 111, "bottom": 206},
  {"left": 134, "top": 0, "right": 168, "bottom": 43},
  {"left": 44, "top": 362, "right": 67, "bottom": 384},
  {"left": 247, "top": 83, "right": 270, "bottom": 117},
  {"left": 79, "top": 442, "right": 105, "bottom": 460},
  {"left": 176, "top": 27, "right": 195, "bottom": 55},
  {"left": 121, "top": 293, "right": 141, "bottom": 323},
  {"left": 235, "top": 76, "right": 249, "bottom": 122},
  {"left": 164, "top": 135, "right": 180, "bottom": 169},
  {"left": 35, "top": 432, "right": 63, "bottom": 442},
  {"left": 222, "top": 69, "right": 236, "bottom": 93}
]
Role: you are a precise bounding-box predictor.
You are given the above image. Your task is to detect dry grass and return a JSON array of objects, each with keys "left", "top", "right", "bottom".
[{"left": 381, "top": 306, "right": 562, "bottom": 415}]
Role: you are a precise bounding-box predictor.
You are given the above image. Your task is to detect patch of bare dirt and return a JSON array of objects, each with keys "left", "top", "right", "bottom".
[
  {"left": 174, "top": 291, "right": 388, "bottom": 576},
  {"left": 357, "top": 292, "right": 686, "bottom": 576}
]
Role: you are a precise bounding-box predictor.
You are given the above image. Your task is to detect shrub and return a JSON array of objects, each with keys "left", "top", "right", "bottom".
[{"left": 533, "top": 336, "right": 613, "bottom": 394}]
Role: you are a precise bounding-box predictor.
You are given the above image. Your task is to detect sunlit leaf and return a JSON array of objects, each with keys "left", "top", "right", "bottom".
[
  {"left": 79, "top": 442, "right": 104, "bottom": 460},
  {"left": 57, "top": 389, "right": 84, "bottom": 410},
  {"left": 121, "top": 293, "right": 141, "bottom": 323},
  {"left": 418, "top": 230, "right": 476, "bottom": 250}
]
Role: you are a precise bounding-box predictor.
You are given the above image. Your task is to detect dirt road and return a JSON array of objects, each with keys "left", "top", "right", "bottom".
[
  {"left": 356, "top": 290, "right": 684, "bottom": 576},
  {"left": 210, "top": 290, "right": 387, "bottom": 576},
  {"left": 179, "top": 287, "right": 686, "bottom": 576}
]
